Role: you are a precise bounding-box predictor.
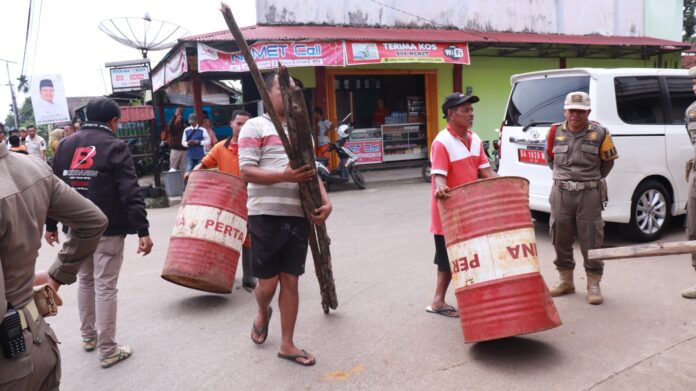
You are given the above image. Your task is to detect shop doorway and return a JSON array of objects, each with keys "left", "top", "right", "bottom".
[{"left": 326, "top": 70, "right": 438, "bottom": 167}]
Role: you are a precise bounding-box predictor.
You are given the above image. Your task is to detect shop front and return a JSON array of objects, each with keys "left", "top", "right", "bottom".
[
  {"left": 151, "top": 24, "right": 687, "bottom": 170},
  {"left": 326, "top": 69, "right": 439, "bottom": 166}
]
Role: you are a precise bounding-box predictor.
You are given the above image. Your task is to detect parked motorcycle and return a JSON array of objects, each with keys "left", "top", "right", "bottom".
[{"left": 316, "top": 114, "right": 366, "bottom": 190}]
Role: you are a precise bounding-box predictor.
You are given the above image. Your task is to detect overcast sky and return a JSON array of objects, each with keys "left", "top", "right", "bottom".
[{"left": 0, "top": 0, "right": 257, "bottom": 125}]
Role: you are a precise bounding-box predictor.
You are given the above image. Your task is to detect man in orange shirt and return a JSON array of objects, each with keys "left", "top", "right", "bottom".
[{"left": 188, "top": 110, "right": 255, "bottom": 289}]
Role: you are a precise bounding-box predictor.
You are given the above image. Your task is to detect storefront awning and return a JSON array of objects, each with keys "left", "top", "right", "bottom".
[{"left": 196, "top": 40, "right": 470, "bottom": 73}]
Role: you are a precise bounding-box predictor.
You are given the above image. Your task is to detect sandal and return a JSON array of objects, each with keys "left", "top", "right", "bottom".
[
  {"left": 277, "top": 349, "right": 316, "bottom": 367},
  {"left": 251, "top": 307, "right": 272, "bottom": 345}
]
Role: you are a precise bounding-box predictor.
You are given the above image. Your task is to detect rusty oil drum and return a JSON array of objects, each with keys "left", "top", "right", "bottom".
[
  {"left": 162, "top": 170, "right": 248, "bottom": 294},
  {"left": 438, "top": 176, "right": 561, "bottom": 343}
]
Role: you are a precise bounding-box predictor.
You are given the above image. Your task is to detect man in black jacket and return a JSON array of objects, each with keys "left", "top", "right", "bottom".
[{"left": 45, "top": 97, "right": 153, "bottom": 369}]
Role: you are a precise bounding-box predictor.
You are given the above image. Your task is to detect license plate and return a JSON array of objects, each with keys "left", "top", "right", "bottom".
[{"left": 518, "top": 148, "right": 546, "bottom": 165}]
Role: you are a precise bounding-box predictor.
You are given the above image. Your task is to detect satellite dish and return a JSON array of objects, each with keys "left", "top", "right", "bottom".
[{"left": 99, "top": 14, "right": 189, "bottom": 58}]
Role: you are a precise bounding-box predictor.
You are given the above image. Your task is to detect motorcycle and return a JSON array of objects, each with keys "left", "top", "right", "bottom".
[
  {"left": 421, "top": 140, "right": 495, "bottom": 183},
  {"left": 316, "top": 114, "right": 366, "bottom": 190}
]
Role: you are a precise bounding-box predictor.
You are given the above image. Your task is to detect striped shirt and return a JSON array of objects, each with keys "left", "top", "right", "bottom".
[
  {"left": 238, "top": 115, "right": 304, "bottom": 217},
  {"left": 430, "top": 127, "right": 490, "bottom": 235}
]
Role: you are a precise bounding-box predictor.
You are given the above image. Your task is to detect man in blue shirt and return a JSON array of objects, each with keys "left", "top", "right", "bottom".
[{"left": 182, "top": 113, "right": 211, "bottom": 171}]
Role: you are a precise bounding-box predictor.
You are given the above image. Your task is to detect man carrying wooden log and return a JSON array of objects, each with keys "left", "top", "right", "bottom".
[
  {"left": 682, "top": 66, "right": 696, "bottom": 299},
  {"left": 545, "top": 92, "right": 618, "bottom": 305},
  {"left": 239, "top": 72, "right": 331, "bottom": 366}
]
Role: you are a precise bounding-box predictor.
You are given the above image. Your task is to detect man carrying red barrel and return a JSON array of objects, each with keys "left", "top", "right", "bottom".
[
  {"left": 187, "top": 109, "right": 256, "bottom": 290},
  {"left": 427, "top": 93, "right": 497, "bottom": 317}
]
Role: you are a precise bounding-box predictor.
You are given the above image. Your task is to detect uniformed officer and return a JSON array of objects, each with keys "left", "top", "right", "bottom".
[
  {"left": 682, "top": 66, "right": 696, "bottom": 299},
  {"left": 544, "top": 91, "right": 619, "bottom": 305},
  {"left": 0, "top": 141, "right": 107, "bottom": 389}
]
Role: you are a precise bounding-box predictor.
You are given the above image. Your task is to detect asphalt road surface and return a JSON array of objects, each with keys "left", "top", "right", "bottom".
[{"left": 35, "top": 177, "right": 696, "bottom": 390}]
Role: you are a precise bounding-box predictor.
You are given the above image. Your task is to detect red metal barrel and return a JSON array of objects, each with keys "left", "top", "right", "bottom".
[
  {"left": 438, "top": 176, "right": 561, "bottom": 343},
  {"left": 162, "top": 170, "right": 248, "bottom": 294}
]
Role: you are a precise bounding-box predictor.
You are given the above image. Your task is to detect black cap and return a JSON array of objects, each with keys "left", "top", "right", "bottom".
[
  {"left": 39, "top": 79, "right": 53, "bottom": 89},
  {"left": 442, "top": 92, "right": 479, "bottom": 119}
]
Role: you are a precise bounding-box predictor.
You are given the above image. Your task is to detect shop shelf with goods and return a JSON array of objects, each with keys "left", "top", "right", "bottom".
[{"left": 381, "top": 122, "right": 427, "bottom": 162}]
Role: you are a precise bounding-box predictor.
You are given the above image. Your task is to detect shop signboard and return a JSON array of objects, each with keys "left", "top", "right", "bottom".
[
  {"left": 345, "top": 139, "right": 383, "bottom": 164},
  {"left": 110, "top": 66, "right": 150, "bottom": 92},
  {"left": 197, "top": 42, "right": 345, "bottom": 72},
  {"left": 346, "top": 41, "right": 470, "bottom": 65}
]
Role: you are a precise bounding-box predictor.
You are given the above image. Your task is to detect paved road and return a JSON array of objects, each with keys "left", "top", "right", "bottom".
[{"left": 35, "top": 177, "right": 696, "bottom": 390}]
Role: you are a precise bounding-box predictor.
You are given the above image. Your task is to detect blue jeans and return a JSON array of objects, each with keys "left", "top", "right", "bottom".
[{"left": 185, "top": 157, "right": 201, "bottom": 172}]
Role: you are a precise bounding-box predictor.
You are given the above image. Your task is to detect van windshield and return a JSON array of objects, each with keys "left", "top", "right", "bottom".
[{"left": 505, "top": 76, "right": 590, "bottom": 127}]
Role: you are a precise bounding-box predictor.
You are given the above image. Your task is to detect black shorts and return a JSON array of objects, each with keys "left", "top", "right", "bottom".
[
  {"left": 248, "top": 215, "right": 310, "bottom": 279},
  {"left": 433, "top": 234, "right": 451, "bottom": 272}
]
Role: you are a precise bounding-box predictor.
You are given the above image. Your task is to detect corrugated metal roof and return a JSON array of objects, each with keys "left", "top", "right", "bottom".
[{"left": 183, "top": 25, "right": 688, "bottom": 48}]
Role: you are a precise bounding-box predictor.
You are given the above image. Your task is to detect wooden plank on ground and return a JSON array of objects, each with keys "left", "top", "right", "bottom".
[{"left": 587, "top": 240, "right": 696, "bottom": 261}]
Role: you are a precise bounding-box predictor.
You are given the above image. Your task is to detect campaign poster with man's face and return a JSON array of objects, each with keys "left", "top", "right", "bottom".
[{"left": 30, "top": 74, "right": 70, "bottom": 125}]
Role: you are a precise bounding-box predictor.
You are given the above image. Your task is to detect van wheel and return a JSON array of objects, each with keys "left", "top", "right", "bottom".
[{"left": 624, "top": 180, "right": 671, "bottom": 242}]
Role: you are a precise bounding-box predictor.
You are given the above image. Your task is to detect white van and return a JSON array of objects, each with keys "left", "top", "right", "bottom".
[{"left": 497, "top": 68, "right": 693, "bottom": 242}]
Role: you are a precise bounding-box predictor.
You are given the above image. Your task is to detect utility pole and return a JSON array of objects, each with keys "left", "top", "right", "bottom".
[{"left": 0, "top": 58, "right": 19, "bottom": 128}]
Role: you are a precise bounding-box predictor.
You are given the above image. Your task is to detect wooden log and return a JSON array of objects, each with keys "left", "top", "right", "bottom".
[
  {"left": 587, "top": 240, "right": 696, "bottom": 261},
  {"left": 219, "top": 3, "right": 295, "bottom": 162},
  {"left": 219, "top": 3, "right": 338, "bottom": 313},
  {"left": 278, "top": 67, "right": 338, "bottom": 312}
]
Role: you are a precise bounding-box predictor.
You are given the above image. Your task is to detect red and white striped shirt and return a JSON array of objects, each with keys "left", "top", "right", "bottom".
[{"left": 430, "top": 127, "right": 490, "bottom": 235}]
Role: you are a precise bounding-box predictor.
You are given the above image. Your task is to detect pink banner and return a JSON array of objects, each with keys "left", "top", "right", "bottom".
[
  {"left": 346, "top": 41, "right": 469, "bottom": 65},
  {"left": 345, "top": 140, "right": 383, "bottom": 164},
  {"left": 165, "top": 47, "right": 188, "bottom": 84},
  {"left": 197, "top": 42, "right": 345, "bottom": 72}
]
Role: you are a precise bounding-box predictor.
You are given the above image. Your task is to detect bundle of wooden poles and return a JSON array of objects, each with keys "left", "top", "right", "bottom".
[{"left": 220, "top": 3, "right": 338, "bottom": 313}]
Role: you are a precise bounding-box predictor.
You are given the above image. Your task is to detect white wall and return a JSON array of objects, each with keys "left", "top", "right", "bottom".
[{"left": 255, "top": 0, "right": 679, "bottom": 39}]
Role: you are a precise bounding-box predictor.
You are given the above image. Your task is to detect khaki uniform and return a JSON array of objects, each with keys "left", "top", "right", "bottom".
[
  {"left": 545, "top": 121, "right": 618, "bottom": 275},
  {"left": 0, "top": 143, "right": 107, "bottom": 389},
  {"left": 685, "top": 101, "right": 696, "bottom": 269}
]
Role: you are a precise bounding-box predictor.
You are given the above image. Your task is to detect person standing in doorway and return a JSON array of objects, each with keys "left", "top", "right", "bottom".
[
  {"left": 313, "top": 107, "right": 333, "bottom": 159},
  {"left": 427, "top": 92, "right": 497, "bottom": 318}
]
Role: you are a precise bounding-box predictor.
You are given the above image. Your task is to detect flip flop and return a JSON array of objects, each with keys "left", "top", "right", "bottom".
[
  {"left": 277, "top": 349, "right": 316, "bottom": 367},
  {"left": 251, "top": 307, "right": 272, "bottom": 345},
  {"left": 426, "top": 305, "right": 459, "bottom": 318}
]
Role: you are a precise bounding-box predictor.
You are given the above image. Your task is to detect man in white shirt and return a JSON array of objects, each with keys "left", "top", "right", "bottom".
[
  {"left": 181, "top": 113, "right": 211, "bottom": 171},
  {"left": 24, "top": 125, "right": 46, "bottom": 160}
]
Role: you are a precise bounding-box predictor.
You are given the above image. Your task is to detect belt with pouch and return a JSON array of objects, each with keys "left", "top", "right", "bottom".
[
  {"left": 17, "top": 300, "right": 40, "bottom": 330},
  {"left": 554, "top": 180, "right": 600, "bottom": 191},
  {"left": 17, "top": 285, "right": 62, "bottom": 329}
]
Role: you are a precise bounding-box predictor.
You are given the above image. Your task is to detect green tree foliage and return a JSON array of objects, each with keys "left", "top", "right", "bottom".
[{"left": 685, "top": 0, "right": 696, "bottom": 42}]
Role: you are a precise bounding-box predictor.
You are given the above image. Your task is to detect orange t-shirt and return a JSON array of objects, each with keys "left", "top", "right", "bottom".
[{"left": 201, "top": 138, "right": 240, "bottom": 176}]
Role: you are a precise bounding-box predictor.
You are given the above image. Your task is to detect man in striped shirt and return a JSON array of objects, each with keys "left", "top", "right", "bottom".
[
  {"left": 427, "top": 93, "right": 497, "bottom": 318},
  {"left": 239, "top": 72, "right": 331, "bottom": 367}
]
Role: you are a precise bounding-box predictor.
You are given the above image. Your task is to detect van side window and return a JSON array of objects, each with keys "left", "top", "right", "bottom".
[
  {"left": 665, "top": 77, "right": 693, "bottom": 124},
  {"left": 614, "top": 77, "right": 663, "bottom": 124}
]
